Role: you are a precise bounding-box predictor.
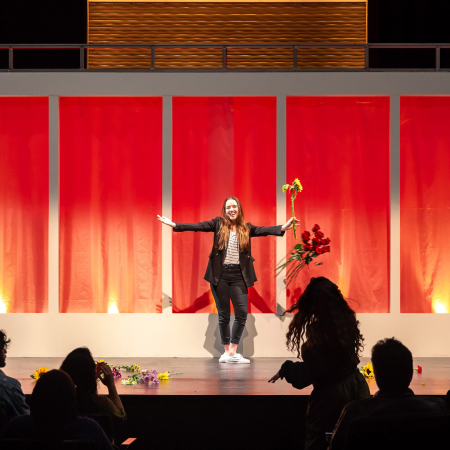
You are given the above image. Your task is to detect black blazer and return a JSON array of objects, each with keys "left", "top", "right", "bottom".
[{"left": 174, "top": 216, "right": 285, "bottom": 287}]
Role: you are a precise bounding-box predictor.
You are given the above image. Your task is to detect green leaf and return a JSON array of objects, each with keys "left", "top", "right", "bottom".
[
  {"left": 315, "top": 262, "right": 323, "bottom": 266},
  {"left": 294, "top": 243, "right": 303, "bottom": 250},
  {"left": 282, "top": 184, "right": 290, "bottom": 193}
]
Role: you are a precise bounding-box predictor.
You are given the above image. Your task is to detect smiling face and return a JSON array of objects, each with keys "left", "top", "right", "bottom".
[{"left": 225, "top": 199, "right": 239, "bottom": 222}]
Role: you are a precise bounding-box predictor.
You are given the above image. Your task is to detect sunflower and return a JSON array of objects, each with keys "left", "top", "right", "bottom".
[
  {"left": 31, "top": 367, "right": 49, "bottom": 380},
  {"left": 361, "top": 363, "right": 374, "bottom": 379},
  {"left": 157, "top": 371, "right": 170, "bottom": 380},
  {"left": 293, "top": 178, "right": 303, "bottom": 192}
]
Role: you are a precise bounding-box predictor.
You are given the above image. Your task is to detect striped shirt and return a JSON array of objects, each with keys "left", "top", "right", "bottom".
[{"left": 223, "top": 231, "right": 240, "bottom": 264}]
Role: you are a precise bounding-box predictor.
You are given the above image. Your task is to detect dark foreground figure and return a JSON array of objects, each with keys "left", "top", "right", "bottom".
[{"left": 269, "top": 277, "right": 370, "bottom": 450}]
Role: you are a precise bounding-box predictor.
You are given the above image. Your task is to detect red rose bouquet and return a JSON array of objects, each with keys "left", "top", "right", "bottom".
[{"left": 276, "top": 224, "right": 330, "bottom": 285}]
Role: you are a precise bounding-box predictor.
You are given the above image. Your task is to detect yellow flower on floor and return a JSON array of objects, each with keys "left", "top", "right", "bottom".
[
  {"left": 157, "top": 371, "right": 170, "bottom": 380},
  {"left": 361, "top": 363, "right": 374, "bottom": 379},
  {"left": 293, "top": 178, "right": 303, "bottom": 192},
  {"left": 133, "top": 364, "right": 141, "bottom": 372},
  {"left": 31, "top": 367, "right": 49, "bottom": 380}
]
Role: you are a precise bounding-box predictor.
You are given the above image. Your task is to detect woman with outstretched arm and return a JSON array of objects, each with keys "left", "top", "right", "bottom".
[{"left": 158, "top": 196, "right": 299, "bottom": 364}]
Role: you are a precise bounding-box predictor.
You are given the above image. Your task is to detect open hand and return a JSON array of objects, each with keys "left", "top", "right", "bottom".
[
  {"left": 281, "top": 217, "right": 300, "bottom": 231},
  {"left": 157, "top": 215, "right": 176, "bottom": 228},
  {"left": 268, "top": 371, "right": 281, "bottom": 383}
]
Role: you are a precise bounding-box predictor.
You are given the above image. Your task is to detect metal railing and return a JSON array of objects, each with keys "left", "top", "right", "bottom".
[{"left": 0, "top": 43, "right": 449, "bottom": 71}]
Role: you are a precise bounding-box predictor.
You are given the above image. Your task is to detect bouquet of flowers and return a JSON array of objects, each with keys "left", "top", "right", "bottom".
[
  {"left": 119, "top": 364, "right": 141, "bottom": 372},
  {"left": 282, "top": 178, "right": 303, "bottom": 240},
  {"left": 276, "top": 224, "right": 330, "bottom": 285},
  {"left": 121, "top": 369, "right": 182, "bottom": 385}
]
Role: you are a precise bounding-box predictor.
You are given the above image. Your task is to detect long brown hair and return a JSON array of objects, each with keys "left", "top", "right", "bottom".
[
  {"left": 216, "top": 196, "right": 250, "bottom": 252},
  {"left": 285, "top": 277, "right": 364, "bottom": 364}
]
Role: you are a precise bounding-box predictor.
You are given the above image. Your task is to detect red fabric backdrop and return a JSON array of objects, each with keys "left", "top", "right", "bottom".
[
  {"left": 0, "top": 97, "right": 48, "bottom": 313},
  {"left": 60, "top": 97, "right": 162, "bottom": 313},
  {"left": 172, "top": 96, "right": 277, "bottom": 313},
  {"left": 401, "top": 97, "right": 450, "bottom": 313},
  {"left": 286, "top": 96, "right": 390, "bottom": 313}
]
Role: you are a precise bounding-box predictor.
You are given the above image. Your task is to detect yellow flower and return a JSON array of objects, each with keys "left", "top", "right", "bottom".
[
  {"left": 133, "top": 364, "right": 141, "bottom": 372},
  {"left": 31, "top": 367, "right": 49, "bottom": 381},
  {"left": 293, "top": 178, "right": 303, "bottom": 192},
  {"left": 361, "top": 363, "right": 374, "bottom": 379},
  {"left": 157, "top": 371, "right": 170, "bottom": 380},
  {"left": 99, "top": 359, "right": 104, "bottom": 363}
]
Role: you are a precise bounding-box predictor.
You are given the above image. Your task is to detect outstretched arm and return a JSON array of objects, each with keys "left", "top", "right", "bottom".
[
  {"left": 158, "top": 215, "right": 176, "bottom": 228},
  {"left": 158, "top": 215, "right": 217, "bottom": 232},
  {"left": 250, "top": 217, "right": 300, "bottom": 237}
]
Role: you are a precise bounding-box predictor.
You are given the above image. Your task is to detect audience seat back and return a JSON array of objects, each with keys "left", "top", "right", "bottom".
[
  {"left": 343, "top": 411, "right": 450, "bottom": 450},
  {"left": 84, "top": 412, "right": 114, "bottom": 442}
]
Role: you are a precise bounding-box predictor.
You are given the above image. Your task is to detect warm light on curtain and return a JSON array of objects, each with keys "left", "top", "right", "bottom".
[
  {"left": 172, "top": 96, "right": 277, "bottom": 313},
  {"left": 60, "top": 97, "right": 162, "bottom": 313},
  {"left": 286, "top": 96, "right": 390, "bottom": 313},
  {"left": 401, "top": 96, "right": 450, "bottom": 313},
  {"left": 0, "top": 97, "right": 49, "bottom": 313}
]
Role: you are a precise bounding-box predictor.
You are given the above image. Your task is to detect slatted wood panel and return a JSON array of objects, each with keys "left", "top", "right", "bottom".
[{"left": 87, "top": 2, "right": 366, "bottom": 69}]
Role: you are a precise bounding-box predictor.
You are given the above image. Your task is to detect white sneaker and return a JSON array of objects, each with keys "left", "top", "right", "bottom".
[
  {"left": 226, "top": 353, "right": 250, "bottom": 364},
  {"left": 219, "top": 352, "right": 233, "bottom": 363}
]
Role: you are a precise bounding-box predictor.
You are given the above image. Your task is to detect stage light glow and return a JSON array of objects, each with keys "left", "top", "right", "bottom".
[
  {"left": 108, "top": 303, "right": 119, "bottom": 314},
  {"left": 0, "top": 296, "right": 7, "bottom": 314},
  {"left": 432, "top": 299, "right": 448, "bottom": 314}
]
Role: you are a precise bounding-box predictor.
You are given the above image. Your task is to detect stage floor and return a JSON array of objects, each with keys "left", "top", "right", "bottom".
[{"left": 4, "top": 357, "right": 449, "bottom": 396}]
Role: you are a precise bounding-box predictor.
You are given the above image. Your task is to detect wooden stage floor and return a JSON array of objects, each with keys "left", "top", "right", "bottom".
[{"left": 5, "top": 357, "right": 450, "bottom": 396}]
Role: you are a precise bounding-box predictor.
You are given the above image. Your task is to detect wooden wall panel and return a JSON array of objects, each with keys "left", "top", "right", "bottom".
[{"left": 88, "top": 2, "right": 366, "bottom": 69}]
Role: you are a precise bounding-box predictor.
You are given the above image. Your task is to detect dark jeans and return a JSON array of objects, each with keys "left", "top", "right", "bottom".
[{"left": 210, "top": 266, "right": 248, "bottom": 345}]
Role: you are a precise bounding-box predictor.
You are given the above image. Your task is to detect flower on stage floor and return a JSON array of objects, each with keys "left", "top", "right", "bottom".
[
  {"left": 30, "top": 367, "right": 49, "bottom": 381},
  {"left": 276, "top": 224, "right": 331, "bottom": 286},
  {"left": 157, "top": 371, "right": 170, "bottom": 380},
  {"left": 112, "top": 367, "right": 122, "bottom": 379},
  {"left": 360, "top": 363, "right": 375, "bottom": 379},
  {"left": 121, "top": 377, "right": 138, "bottom": 385},
  {"left": 415, "top": 365, "right": 423, "bottom": 373},
  {"left": 282, "top": 177, "right": 303, "bottom": 240}
]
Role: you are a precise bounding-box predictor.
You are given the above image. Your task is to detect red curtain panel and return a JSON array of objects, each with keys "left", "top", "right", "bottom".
[
  {"left": 401, "top": 97, "right": 450, "bottom": 313},
  {"left": 286, "top": 96, "right": 390, "bottom": 313},
  {"left": 172, "top": 96, "right": 277, "bottom": 313},
  {"left": 60, "top": 97, "right": 162, "bottom": 313},
  {"left": 0, "top": 97, "right": 48, "bottom": 313}
]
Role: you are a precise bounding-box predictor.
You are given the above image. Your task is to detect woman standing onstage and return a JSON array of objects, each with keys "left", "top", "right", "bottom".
[{"left": 158, "top": 196, "right": 299, "bottom": 364}]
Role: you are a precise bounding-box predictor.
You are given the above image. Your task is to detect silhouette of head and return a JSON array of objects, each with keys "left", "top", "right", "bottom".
[
  {"left": 0, "top": 330, "right": 11, "bottom": 368},
  {"left": 30, "top": 369, "right": 77, "bottom": 429},
  {"left": 371, "top": 338, "right": 413, "bottom": 392}
]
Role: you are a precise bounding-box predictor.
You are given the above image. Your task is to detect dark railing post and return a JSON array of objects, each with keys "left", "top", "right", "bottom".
[
  {"left": 80, "top": 46, "right": 85, "bottom": 69},
  {"left": 365, "top": 44, "right": 369, "bottom": 70},
  {"left": 151, "top": 45, "right": 155, "bottom": 70},
  {"left": 8, "top": 46, "right": 13, "bottom": 70},
  {"left": 294, "top": 45, "right": 298, "bottom": 69},
  {"left": 222, "top": 46, "right": 227, "bottom": 69},
  {"left": 436, "top": 46, "right": 441, "bottom": 71}
]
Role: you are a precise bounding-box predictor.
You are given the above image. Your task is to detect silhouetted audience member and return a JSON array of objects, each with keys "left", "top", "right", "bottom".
[
  {"left": 0, "top": 330, "right": 29, "bottom": 431},
  {"left": 0, "top": 369, "right": 113, "bottom": 449},
  {"left": 328, "top": 338, "right": 448, "bottom": 450},
  {"left": 268, "top": 277, "right": 370, "bottom": 450},
  {"left": 60, "top": 347, "right": 126, "bottom": 431}
]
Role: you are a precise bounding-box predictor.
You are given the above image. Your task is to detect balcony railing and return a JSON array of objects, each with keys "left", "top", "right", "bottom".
[{"left": 0, "top": 43, "right": 449, "bottom": 71}]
